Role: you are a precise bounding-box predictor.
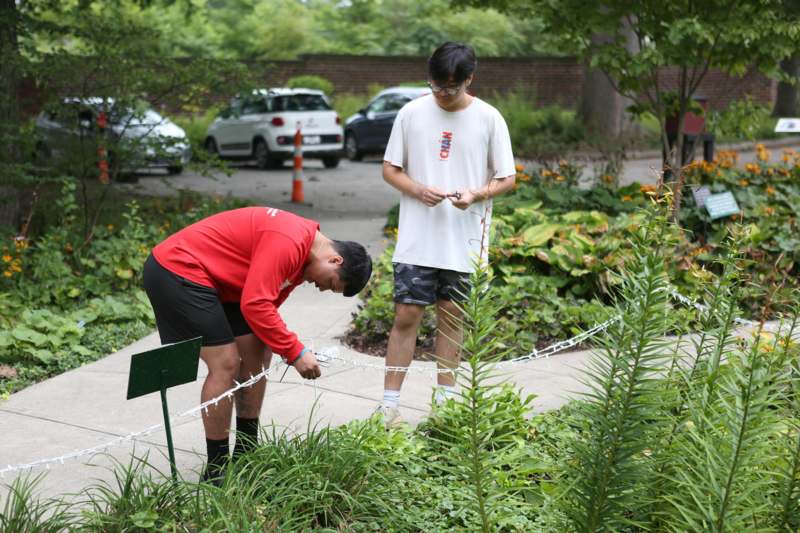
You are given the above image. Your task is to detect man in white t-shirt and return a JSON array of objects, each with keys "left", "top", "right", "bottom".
[{"left": 378, "top": 42, "right": 516, "bottom": 427}]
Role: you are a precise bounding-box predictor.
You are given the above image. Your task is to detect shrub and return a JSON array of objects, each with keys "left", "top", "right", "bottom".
[
  {"left": 285, "top": 75, "right": 334, "bottom": 96},
  {"left": 486, "top": 90, "right": 583, "bottom": 159}
]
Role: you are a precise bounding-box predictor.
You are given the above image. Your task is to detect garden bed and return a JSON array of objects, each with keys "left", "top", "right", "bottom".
[
  {"left": 347, "top": 147, "right": 800, "bottom": 359},
  {"left": 0, "top": 182, "right": 250, "bottom": 397}
]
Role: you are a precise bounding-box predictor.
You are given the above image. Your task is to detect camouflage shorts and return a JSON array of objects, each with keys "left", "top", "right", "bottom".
[{"left": 392, "top": 263, "right": 471, "bottom": 305}]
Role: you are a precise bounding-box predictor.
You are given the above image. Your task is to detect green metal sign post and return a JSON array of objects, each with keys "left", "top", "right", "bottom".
[{"left": 126, "top": 337, "right": 202, "bottom": 480}]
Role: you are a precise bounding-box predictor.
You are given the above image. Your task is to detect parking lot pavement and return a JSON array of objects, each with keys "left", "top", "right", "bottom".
[{"left": 120, "top": 157, "right": 400, "bottom": 219}]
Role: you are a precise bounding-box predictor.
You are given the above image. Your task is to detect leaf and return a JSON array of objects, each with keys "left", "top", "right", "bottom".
[
  {"left": 115, "top": 268, "right": 134, "bottom": 280},
  {"left": 521, "top": 223, "right": 560, "bottom": 247},
  {"left": 12, "top": 327, "right": 49, "bottom": 347},
  {"left": 28, "top": 349, "right": 54, "bottom": 364}
]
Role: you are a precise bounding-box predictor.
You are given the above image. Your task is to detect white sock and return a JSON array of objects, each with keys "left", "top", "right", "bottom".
[
  {"left": 382, "top": 389, "right": 401, "bottom": 409},
  {"left": 434, "top": 385, "right": 457, "bottom": 405}
]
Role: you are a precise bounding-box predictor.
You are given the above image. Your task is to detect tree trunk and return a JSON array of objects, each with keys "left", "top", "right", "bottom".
[
  {"left": 578, "top": 24, "right": 637, "bottom": 139},
  {"left": 0, "top": 0, "right": 21, "bottom": 229},
  {"left": 772, "top": 53, "right": 799, "bottom": 118}
]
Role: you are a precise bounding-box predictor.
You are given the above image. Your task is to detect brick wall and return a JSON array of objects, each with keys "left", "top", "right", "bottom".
[{"left": 20, "top": 54, "right": 776, "bottom": 115}]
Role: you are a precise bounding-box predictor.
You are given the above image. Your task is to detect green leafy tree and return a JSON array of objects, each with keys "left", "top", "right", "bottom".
[{"left": 455, "top": 0, "right": 800, "bottom": 207}]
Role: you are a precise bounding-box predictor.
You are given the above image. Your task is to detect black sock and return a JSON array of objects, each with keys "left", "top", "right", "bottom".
[
  {"left": 232, "top": 417, "right": 259, "bottom": 458},
  {"left": 202, "top": 437, "right": 229, "bottom": 483}
]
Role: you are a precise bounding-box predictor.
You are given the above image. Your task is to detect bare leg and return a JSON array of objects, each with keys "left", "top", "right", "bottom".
[
  {"left": 233, "top": 333, "right": 273, "bottom": 419},
  {"left": 434, "top": 299, "right": 463, "bottom": 387},
  {"left": 384, "top": 303, "right": 425, "bottom": 391},
  {"left": 199, "top": 343, "right": 241, "bottom": 440}
]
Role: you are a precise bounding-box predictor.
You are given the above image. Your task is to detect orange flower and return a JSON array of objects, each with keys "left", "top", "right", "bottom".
[
  {"left": 744, "top": 163, "right": 760, "bottom": 174},
  {"left": 622, "top": 195, "right": 633, "bottom": 201},
  {"left": 766, "top": 186, "right": 776, "bottom": 195},
  {"left": 515, "top": 163, "right": 524, "bottom": 172},
  {"left": 1, "top": 254, "right": 10, "bottom": 263},
  {"left": 640, "top": 184, "right": 656, "bottom": 194},
  {"left": 602, "top": 174, "right": 614, "bottom": 184},
  {"left": 3, "top": 271, "right": 11, "bottom": 278},
  {"left": 555, "top": 174, "right": 565, "bottom": 182},
  {"left": 738, "top": 179, "right": 749, "bottom": 187},
  {"left": 107, "top": 224, "right": 114, "bottom": 231},
  {"left": 764, "top": 206, "right": 775, "bottom": 216},
  {"left": 541, "top": 169, "right": 553, "bottom": 177}
]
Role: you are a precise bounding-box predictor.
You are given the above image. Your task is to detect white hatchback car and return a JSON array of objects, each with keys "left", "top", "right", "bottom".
[{"left": 204, "top": 88, "right": 344, "bottom": 169}]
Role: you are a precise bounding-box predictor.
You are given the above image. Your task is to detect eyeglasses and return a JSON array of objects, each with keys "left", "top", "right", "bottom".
[{"left": 428, "top": 82, "right": 464, "bottom": 96}]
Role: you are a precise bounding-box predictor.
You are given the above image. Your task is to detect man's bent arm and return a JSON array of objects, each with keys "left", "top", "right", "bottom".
[{"left": 473, "top": 175, "right": 516, "bottom": 201}]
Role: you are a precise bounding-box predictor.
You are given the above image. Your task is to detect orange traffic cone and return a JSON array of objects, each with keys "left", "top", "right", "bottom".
[{"left": 292, "top": 123, "right": 304, "bottom": 203}]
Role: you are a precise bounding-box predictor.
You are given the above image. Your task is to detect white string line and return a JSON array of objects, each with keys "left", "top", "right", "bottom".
[
  {"left": 668, "top": 287, "right": 759, "bottom": 327},
  {"left": 0, "top": 288, "right": 759, "bottom": 476}
]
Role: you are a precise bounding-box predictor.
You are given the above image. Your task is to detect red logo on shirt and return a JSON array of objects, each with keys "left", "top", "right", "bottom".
[{"left": 439, "top": 131, "right": 453, "bottom": 160}]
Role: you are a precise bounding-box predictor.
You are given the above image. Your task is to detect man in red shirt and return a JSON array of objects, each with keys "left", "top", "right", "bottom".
[{"left": 143, "top": 206, "right": 372, "bottom": 481}]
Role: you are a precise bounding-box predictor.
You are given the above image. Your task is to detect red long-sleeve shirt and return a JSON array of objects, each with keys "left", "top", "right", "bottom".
[{"left": 152, "top": 206, "right": 318, "bottom": 362}]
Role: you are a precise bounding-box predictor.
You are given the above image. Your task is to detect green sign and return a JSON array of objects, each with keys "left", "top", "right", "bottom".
[
  {"left": 127, "top": 337, "right": 201, "bottom": 400},
  {"left": 127, "top": 337, "right": 202, "bottom": 479},
  {"left": 705, "top": 191, "right": 740, "bottom": 220}
]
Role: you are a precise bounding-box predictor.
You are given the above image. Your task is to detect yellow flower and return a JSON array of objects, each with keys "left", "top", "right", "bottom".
[
  {"left": 738, "top": 179, "right": 749, "bottom": 187},
  {"left": 1, "top": 254, "right": 10, "bottom": 263},
  {"left": 10, "top": 263, "right": 21, "bottom": 273},
  {"left": 602, "top": 174, "right": 614, "bottom": 184},
  {"left": 640, "top": 184, "right": 656, "bottom": 194},
  {"left": 541, "top": 169, "right": 553, "bottom": 177},
  {"left": 744, "top": 163, "right": 760, "bottom": 174},
  {"left": 3, "top": 271, "right": 11, "bottom": 278},
  {"left": 555, "top": 174, "right": 565, "bottom": 182},
  {"left": 107, "top": 224, "right": 114, "bottom": 231},
  {"left": 622, "top": 195, "right": 633, "bottom": 201},
  {"left": 766, "top": 186, "right": 776, "bottom": 196}
]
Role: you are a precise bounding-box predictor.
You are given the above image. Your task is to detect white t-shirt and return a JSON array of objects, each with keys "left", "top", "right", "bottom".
[{"left": 384, "top": 94, "right": 515, "bottom": 273}]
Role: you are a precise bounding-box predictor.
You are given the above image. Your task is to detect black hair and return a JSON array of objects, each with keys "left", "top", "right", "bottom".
[
  {"left": 331, "top": 240, "right": 372, "bottom": 297},
  {"left": 428, "top": 42, "right": 477, "bottom": 85}
]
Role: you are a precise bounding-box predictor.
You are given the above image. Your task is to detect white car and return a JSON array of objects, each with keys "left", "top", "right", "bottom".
[
  {"left": 35, "top": 98, "right": 191, "bottom": 177},
  {"left": 204, "top": 88, "right": 344, "bottom": 169}
]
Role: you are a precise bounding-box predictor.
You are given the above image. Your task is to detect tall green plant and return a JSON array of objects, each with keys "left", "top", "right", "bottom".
[
  {"left": 560, "top": 209, "right": 673, "bottom": 531},
  {"left": 661, "top": 320, "right": 787, "bottom": 531},
  {"left": 422, "top": 262, "right": 531, "bottom": 532}
]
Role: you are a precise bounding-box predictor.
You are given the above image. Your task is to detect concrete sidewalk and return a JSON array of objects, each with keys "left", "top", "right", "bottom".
[{"left": 0, "top": 212, "right": 596, "bottom": 503}]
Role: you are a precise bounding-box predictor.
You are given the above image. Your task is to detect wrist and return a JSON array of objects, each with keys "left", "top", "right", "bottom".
[
  {"left": 290, "top": 347, "right": 311, "bottom": 366},
  {"left": 472, "top": 188, "right": 488, "bottom": 201}
]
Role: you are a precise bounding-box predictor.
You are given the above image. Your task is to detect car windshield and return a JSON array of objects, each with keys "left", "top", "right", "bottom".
[{"left": 271, "top": 94, "right": 331, "bottom": 112}]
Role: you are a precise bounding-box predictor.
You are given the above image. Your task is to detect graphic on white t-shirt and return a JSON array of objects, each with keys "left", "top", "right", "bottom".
[{"left": 439, "top": 131, "right": 453, "bottom": 161}]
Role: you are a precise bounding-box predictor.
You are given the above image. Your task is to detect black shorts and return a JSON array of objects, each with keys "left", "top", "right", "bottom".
[
  {"left": 393, "top": 262, "right": 471, "bottom": 305},
  {"left": 143, "top": 254, "right": 252, "bottom": 346}
]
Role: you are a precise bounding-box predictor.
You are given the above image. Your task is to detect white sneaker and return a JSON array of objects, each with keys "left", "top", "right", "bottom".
[{"left": 374, "top": 404, "right": 404, "bottom": 429}]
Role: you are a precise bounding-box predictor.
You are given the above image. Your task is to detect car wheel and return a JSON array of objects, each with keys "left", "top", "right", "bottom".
[
  {"left": 204, "top": 137, "right": 218, "bottom": 155},
  {"left": 253, "top": 138, "right": 277, "bottom": 170},
  {"left": 345, "top": 132, "right": 363, "bottom": 161},
  {"left": 167, "top": 165, "right": 183, "bottom": 175},
  {"left": 322, "top": 157, "right": 340, "bottom": 169}
]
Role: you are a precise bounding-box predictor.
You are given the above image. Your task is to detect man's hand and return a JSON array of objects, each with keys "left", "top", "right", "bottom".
[
  {"left": 414, "top": 184, "right": 447, "bottom": 207},
  {"left": 293, "top": 351, "right": 321, "bottom": 379},
  {"left": 448, "top": 189, "right": 480, "bottom": 210}
]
